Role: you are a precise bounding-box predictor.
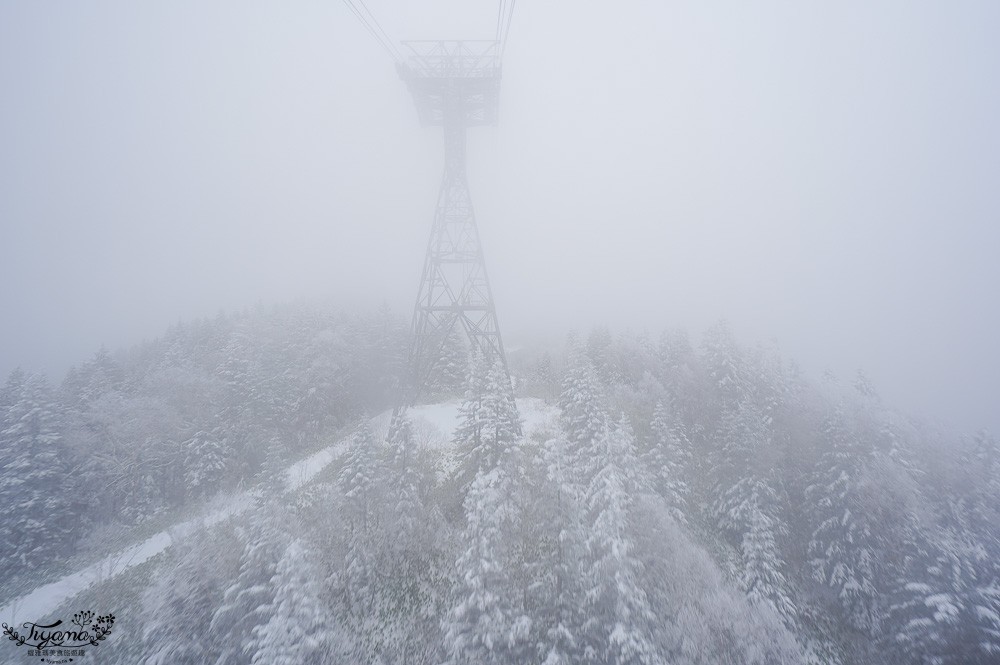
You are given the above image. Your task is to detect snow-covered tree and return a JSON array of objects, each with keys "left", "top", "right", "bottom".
[
  {"left": 558, "top": 338, "right": 608, "bottom": 481},
  {"left": 454, "top": 353, "right": 521, "bottom": 490},
  {"left": 142, "top": 525, "right": 242, "bottom": 665},
  {"left": 386, "top": 413, "right": 423, "bottom": 536},
  {"left": 580, "top": 415, "right": 658, "bottom": 665},
  {"left": 209, "top": 507, "right": 290, "bottom": 665},
  {"left": 377, "top": 413, "right": 445, "bottom": 664},
  {"left": 336, "top": 419, "right": 387, "bottom": 623},
  {"left": 644, "top": 400, "right": 691, "bottom": 524},
  {"left": 740, "top": 492, "right": 797, "bottom": 624},
  {"left": 338, "top": 420, "right": 383, "bottom": 525},
  {"left": 534, "top": 351, "right": 558, "bottom": 403},
  {"left": 443, "top": 445, "right": 531, "bottom": 665},
  {"left": 183, "top": 429, "right": 230, "bottom": 500},
  {"left": 535, "top": 434, "right": 587, "bottom": 665},
  {"left": 249, "top": 539, "right": 333, "bottom": 665},
  {"left": 258, "top": 435, "right": 289, "bottom": 498},
  {"left": 806, "top": 406, "right": 884, "bottom": 633},
  {"left": 0, "top": 371, "right": 77, "bottom": 571},
  {"left": 427, "top": 322, "right": 468, "bottom": 397}
]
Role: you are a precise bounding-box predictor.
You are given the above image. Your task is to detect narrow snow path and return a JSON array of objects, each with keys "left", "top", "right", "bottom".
[
  {"left": 0, "top": 436, "right": 351, "bottom": 627},
  {"left": 0, "top": 397, "right": 556, "bottom": 627}
]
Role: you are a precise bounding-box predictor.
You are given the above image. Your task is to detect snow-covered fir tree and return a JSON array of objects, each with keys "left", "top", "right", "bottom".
[
  {"left": 644, "top": 399, "right": 691, "bottom": 524},
  {"left": 806, "top": 405, "right": 884, "bottom": 634},
  {"left": 558, "top": 337, "right": 608, "bottom": 481},
  {"left": 0, "top": 371, "right": 76, "bottom": 573},
  {"left": 336, "top": 419, "right": 387, "bottom": 620},
  {"left": 249, "top": 539, "right": 333, "bottom": 665},
  {"left": 142, "top": 524, "right": 242, "bottom": 665},
  {"left": 454, "top": 353, "right": 521, "bottom": 490},
  {"left": 535, "top": 433, "right": 588, "bottom": 665},
  {"left": 444, "top": 447, "right": 532, "bottom": 665},
  {"left": 444, "top": 352, "right": 529, "bottom": 665},
  {"left": 379, "top": 413, "right": 445, "bottom": 664},
  {"left": 209, "top": 506, "right": 291, "bottom": 665},
  {"left": 580, "top": 415, "right": 658, "bottom": 665},
  {"left": 740, "top": 491, "right": 797, "bottom": 624},
  {"left": 183, "top": 429, "right": 231, "bottom": 500},
  {"left": 427, "top": 322, "right": 468, "bottom": 397}
]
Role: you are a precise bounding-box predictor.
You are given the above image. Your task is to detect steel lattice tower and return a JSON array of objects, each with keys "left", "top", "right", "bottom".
[{"left": 396, "top": 40, "right": 513, "bottom": 408}]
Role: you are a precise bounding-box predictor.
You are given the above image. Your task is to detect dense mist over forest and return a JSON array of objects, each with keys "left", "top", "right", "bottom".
[
  {"left": 1, "top": 304, "right": 998, "bottom": 663},
  {"left": 2, "top": 2, "right": 999, "bottom": 664},
  {"left": 2, "top": 1, "right": 999, "bottom": 434}
]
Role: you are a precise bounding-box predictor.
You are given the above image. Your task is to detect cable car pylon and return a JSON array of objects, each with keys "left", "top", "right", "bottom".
[{"left": 394, "top": 40, "right": 517, "bottom": 418}]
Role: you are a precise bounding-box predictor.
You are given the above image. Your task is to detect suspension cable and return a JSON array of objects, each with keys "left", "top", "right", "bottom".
[
  {"left": 498, "top": 0, "right": 516, "bottom": 60},
  {"left": 355, "top": 0, "right": 403, "bottom": 61},
  {"left": 495, "top": 0, "right": 507, "bottom": 45},
  {"left": 342, "top": 0, "right": 402, "bottom": 63}
]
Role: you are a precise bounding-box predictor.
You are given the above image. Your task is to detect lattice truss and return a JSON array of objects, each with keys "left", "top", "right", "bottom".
[{"left": 397, "top": 40, "right": 513, "bottom": 407}]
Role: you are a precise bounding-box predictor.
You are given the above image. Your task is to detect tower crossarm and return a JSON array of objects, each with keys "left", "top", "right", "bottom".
[{"left": 397, "top": 40, "right": 501, "bottom": 127}]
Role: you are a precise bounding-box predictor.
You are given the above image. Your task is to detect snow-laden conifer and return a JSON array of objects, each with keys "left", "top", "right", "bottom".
[
  {"left": 445, "top": 352, "right": 528, "bottom": 665},
  {"left": 536, "top": 434, "right": 587, "bottom": 664},
  {"left": 581, "top": 415, "right": 658, "bottom": 665},
  {"left": 558, "top": 337, "right": 608, "bottom": 483},
  {"left": 249, "top": 539, "right": 332, "bottom": 665},
  {"left": 444, "top": 448, "right": 531, "bottom": 665},
  {"left": 454, "top": 353, "right": 521, "bottom": 488},
  {"left": 805, "top": 407, "right": 883, "bottom": 633},
  {"left": 645, "top": 400, "right": 691, "bottom": 524},
  {"left": 209, "top": 507, "right": 290, "bottom": 665},
  {"left": 0, "top": 371, "right": 76, "bottom": 571}
]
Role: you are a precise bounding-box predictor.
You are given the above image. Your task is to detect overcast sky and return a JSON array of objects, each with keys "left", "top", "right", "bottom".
[{"left": 2, "top": 1, "right": 998, "bottom": 435}]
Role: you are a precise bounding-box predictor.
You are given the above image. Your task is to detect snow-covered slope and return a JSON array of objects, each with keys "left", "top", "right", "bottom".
[{"left": 0, "top": 397, "right": 556, "bottom": 627}]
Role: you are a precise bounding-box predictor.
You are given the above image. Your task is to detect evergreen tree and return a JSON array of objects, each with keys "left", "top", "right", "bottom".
[
  {"left": 445, "top": 352, "right": 528, "bottom": 665},
  {"left": 209, "top": 508, "right": 290, "bottom": 665},
  {"left": 259, "top": 435, "right": 289, "bottom": 498},
  {"left": 338, "top": 420, "right": 383, "bottom": 524},
  {"left": 581, "top": 416, "right": 657, "bottom": 665},
  {"left": 0, "top": 371, "right": 76, "bottom": 572},
  {"left": 443, "top": 445, "right": 531, "bottom": 665},
  {"left": 427, "top": 322, "right": 468, "bottom": 397},
  {"left": 644, "top": 400, "right": 690, "bottom": 524},
  {"left": 454, "top": 354, "right": 521, "bottom": 489},
  {"left": 183, "top": 429, "right": 230, "bottom": 500},
  {"left": 534, "top": 351, "right": 557, "bottom": 403},
  {"left": 142, "top": 525, "right": 242, "bottom": 665},
  {"left": 558, "top": 338, "right": 608, "bottom": 482},
  {"left": 386, "top": 413, "right": 423, "bottom": 537},
  {"left": 741, "top": 492, "right": 797, "bottom": 624},
  {"left": 806, "top": 406, "right": 883, "bottom": 633},
  {"left": 249, "top": 539, "right": 332, "bottom": 665},
  {"left": 336, "top": 418, "right": 411, "bottom": 663},
  {"left": 536, "top": 434, "right": 587, "bottom": 665},
  {"left": 380, "top": 413, "right": 443, "bottom": 664}
]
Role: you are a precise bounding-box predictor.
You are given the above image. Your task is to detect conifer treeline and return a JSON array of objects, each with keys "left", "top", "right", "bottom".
[
  {"left": 3, "top": 310, "right": 998, "bottom": 664},
  {"left": 0, "top": 303, "right": 407, "bottom": 590}
]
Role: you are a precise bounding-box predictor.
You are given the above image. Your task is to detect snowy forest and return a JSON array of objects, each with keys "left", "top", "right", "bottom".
[{"left": 2, "top": 302, "right": 999, "bottom": 664}]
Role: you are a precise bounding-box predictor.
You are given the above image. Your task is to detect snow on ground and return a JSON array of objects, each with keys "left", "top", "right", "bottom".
[
  {"left": 519, "top": 397, "right": 560, "bottom": 437},
  {"left": 0, "top": 396, "right": 558, "bottom": 627},
  {"left": 285, "top": 440, "right": 350, "bottom": 491},
  {"left": 410, "top": 400, "right": 462, "bottom": 445},
  {"left": 409, "top": 397, "right": 558, "bottom": 446},
  {"left": 0, "top": 436, "right": 352, "bottom": 628},
  {"left": 0, "top": 489, "right": 252, "bottom": 627}
]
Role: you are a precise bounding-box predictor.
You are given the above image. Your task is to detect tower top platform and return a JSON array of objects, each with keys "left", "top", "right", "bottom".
[{"left": 397, "top": 40, "right": 501, "bottom": 127}]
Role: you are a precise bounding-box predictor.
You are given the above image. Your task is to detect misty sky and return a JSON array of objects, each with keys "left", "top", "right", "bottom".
[{"left": 2, "top": 1, "right": 998, "bottom": 435}]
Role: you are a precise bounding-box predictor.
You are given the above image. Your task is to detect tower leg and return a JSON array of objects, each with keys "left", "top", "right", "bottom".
[{"left": 400, "top": 122, "right": 513, "bottom": 409}]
